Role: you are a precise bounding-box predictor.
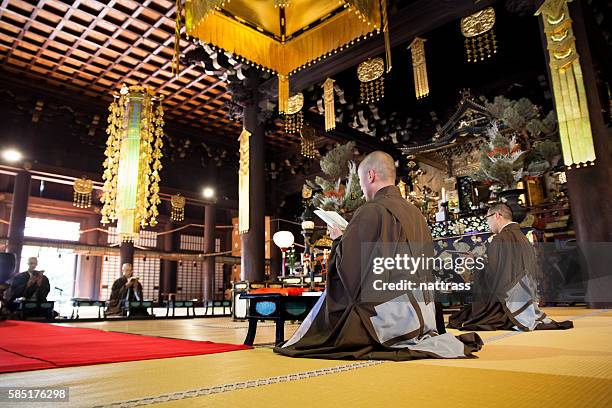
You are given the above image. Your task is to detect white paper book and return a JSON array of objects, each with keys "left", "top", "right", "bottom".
[{"left": 314, "top": 209, "right": 349, "bottom": 231}]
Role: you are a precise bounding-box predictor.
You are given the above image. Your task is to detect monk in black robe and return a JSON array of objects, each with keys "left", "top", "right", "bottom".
[
  {"left": 4, "top": 257, "right": 50, "bottom": 310},
  {"left": 275, "top": 151, "right": 482, "bottom": 360},
  {"left": 106, "top": 263, "right": 147, "bottom": 316},
  {"left": 448, "top": 203, "right": 573, "bottom": 331}
]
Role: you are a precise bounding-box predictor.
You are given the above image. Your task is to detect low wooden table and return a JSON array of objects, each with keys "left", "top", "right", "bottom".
[
  {"left": 204, "top": 300, "right": 232, "bottom": 316},
  {"left": 13, "top": 299, "right": 55, "bottom": 320},
  {"left": 164, "top": 300, "right": 196, "bottom": 317},
  {"left": 70, "top": 298, "right": 105, "bottom": 319},
  {"left": 125, "top": 300, "right": 154, "bottom": 317},
  {"left": 239, "top": 293, "right": 322, "bottom": 346}
]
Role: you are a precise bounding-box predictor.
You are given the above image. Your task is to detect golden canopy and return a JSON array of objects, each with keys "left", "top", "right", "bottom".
[{"left": 185, "top": 0, "right": 383, "bottom": 76}]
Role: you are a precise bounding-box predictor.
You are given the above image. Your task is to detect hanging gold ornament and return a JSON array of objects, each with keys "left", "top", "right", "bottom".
[
  {"left": 170, "top": 194, "right": 185, "bottom": 222},
  {"left": 535, "top": 0, "right": 596, "bottom": 168},
  {"left": 461, "top": 7, "right": 497, "bottom": 63},
  {"left": 322, "top": 78, "right": 336, "bottom": 131},
  {"left": 408, "top": 37, "right": 430, "bottom": 99},
  {"left": 101, "top": 84, "right": 165, "bottom": 242},
  {"left": 73, "top": 177, "right": 93, "bottom": 209},
  {"left": 278, "top": 74, "right": 290, "bottom": 114},
  {"left": 284, "top": 93, "right": 304, "bottom": 134},
  {"left": 300, "top": 125, "right": 317, "bottom": 159},
  {"left": 358, "top": 57, "right": 385, "bottom": 104},
  {"left": 274, "top": 0, "right": 290, "bottom": 8}
]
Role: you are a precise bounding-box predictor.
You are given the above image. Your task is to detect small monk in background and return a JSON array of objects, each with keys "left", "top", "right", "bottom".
[
  {"left": 4, "top": 257, "right": 50, "bottom": 309},
  {"left": 448, "top": 203, "right": 573, "bottom": 331},
  {"left": 106, "top": 263, "right": 147, "bottom": 316}
]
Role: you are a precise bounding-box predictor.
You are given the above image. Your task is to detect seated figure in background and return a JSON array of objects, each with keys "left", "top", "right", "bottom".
[
  {"left": 106, "top": 263, "right": 148, "bottom": 316},
  {"left": 4, "top": 257, "right": 50, "bottom": 310},
  {"left": 448, "top": 203, "right": 573, "bottom": 331}
]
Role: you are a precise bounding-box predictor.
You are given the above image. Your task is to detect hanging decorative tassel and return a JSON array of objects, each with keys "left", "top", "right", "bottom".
[
  {"left": 172, "top": 0, "right": 183, "bottom": 77},
  {"left": 536, "top": 0, "right": 596, "bottom": 168},
  {"left": 238, "top": 129, "right": 251, "bottom": 234},
  {"left": 284, "top": 93, "right": 304, "bottom": 134},
  {"left": 358, "top": 57, "right": 385, "bottom": 104},
  {"left": 170, "top": 194, "right": 185, "bottom": 222},
  {"left": 73, "top": 177, "right": 93, "bottom": 209},
  {"left": 300, "top": 125, "right": 317, "bottom": 159},
  {"left": 278, "top": 74, "right": 289, "bottom": 114},
  {"left": 461, "top": 7, "right": 497, "bottom": 63},
  {"left": 381, "top": 0, "right": 392, "bottom": 73},
  {"left": 322, "top": 78, "right": 336, "bottom": 131},
  {"left": 408, "top": 37, "right": 429, "bottom": 99}
]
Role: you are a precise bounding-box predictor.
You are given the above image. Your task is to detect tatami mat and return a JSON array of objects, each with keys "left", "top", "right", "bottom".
[{"left": 1, "top": 308, "right": 610, "bottom": 408}]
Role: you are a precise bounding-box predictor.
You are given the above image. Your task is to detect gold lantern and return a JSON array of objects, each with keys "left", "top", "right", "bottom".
[
  {"left": 101, "top": 84, "right": 165, "bottom": 242},
  {"left": 358, "top": 57, "right": 385, "bottom": 104},
  {"left": 183, "top": 1, "right": 390, "bottom": 112},
  {"left": 170, "top": 194, "right": 186, "bottom": 222},
  {"left": 461, "top": 7, "right": 497, "bottom": 63},
  {"left": 284, "top": 93, "right": 304, "bottom": 134},
  {"left": 73, "top": 177, "right": 93, "bottom": 209}
]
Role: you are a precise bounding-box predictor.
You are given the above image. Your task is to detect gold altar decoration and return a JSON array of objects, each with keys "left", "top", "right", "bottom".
[
  {"left": 73, "top": 177, "right": 93, "bottom": 209},
  {"left": 170, "top": 194, "right": 186, "bottom": 222},
  {"left": 535, "top": 0, "right": 596, "bottom": 168},
  {"left": 184, "top": 0, "right": 388, "bottom": 111},
  {"left": 322, "top": 78, "right": 336, "bottom": 131},
  {"left": 300, "top": 125, "right": 317, "bottom": 159},
  {"left": 461, "top": 7, "right": 497, "bottom": 63},
  {"left": 284, "top": 93, "right": 304, "bottom": 134},
  {"left": 238, "top": 128, "right": 251, "bottom": 234},
  {"left": 358, "top": 57, "right": 385, "bottom": 104},
  {"left": 302, "top": 184, "right": 313, "bottom": 199},
  {"left": 408, "top": 37, "right": 429, "bottom": 99},
  {"left": 397, "top": 179, "right": 407, "bottom": 199},
  {"left": 101, "top": 84, "right": 164, "bottom": 242}
]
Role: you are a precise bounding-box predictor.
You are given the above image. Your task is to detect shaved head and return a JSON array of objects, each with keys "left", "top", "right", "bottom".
[
  {"left": 358, "top": 151, "right": 396, "bottom": 182},
  {"left": 358, "top": 151, "right": 396, "bottom": 201}
]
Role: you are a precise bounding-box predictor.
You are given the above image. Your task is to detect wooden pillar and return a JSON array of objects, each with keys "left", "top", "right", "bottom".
[
  {"left": 268, "top": 181, "right": 281, "bottom": 280},
  {"left": 539, "top": 1, "right": 612, "bottom": 307},
  {"left": 160, "top": 221, "right": 176, "bottom": 302},
  {"left": 6, "top": 170, "right": 31, "bottom": 274},
  {"left": 240, "top": 70, "right": 266, "bottom": 282},
  {"left": 120, "top": 241, "right": 134, "bottom": 267},
  {"left": 203, "top": 204, "right": 216, "bottom": 301},
  {"left": 75, "top": 214, "right": 102, "bottom": 299}
]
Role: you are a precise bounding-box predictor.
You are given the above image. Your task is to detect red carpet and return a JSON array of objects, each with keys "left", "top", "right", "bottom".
[{"left": 0, "top": 320, "right": 251, "bottom": 373}]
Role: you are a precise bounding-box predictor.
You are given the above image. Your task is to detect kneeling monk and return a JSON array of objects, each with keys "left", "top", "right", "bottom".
[
  {"left": 274, "top": 151, "right": 482, "bottom": 360},
  {"left": 448, "top": 203, "right": 573, "bottom": 331}
]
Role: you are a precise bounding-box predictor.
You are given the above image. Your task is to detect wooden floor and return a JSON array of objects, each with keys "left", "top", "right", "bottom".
[{"left": 1, "top": 307, "right": 611, "bottom": 408}]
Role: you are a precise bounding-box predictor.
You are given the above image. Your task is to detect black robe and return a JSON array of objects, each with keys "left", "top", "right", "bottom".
[
  {"left": 274, "top": 186, "right": 482, "bottom": 360},
  {"left": 448, "top": 223, "right": 573, "bottom": 331},
  {"left": 106, "top": 276, "right": 145, "bottom": 316},
  {"left": 4, "top": 271, "right": 50, "bottom": 306}
]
